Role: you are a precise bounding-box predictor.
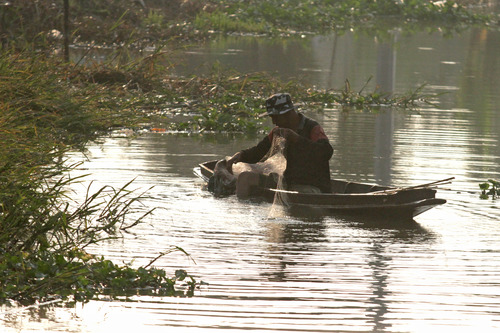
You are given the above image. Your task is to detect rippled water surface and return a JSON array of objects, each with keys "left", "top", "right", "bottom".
[{"left": 2, "top": 29, "right": 500, "bottom": 332}]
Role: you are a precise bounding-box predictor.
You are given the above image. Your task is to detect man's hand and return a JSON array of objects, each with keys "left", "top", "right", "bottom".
[
  {"left": 272, "top": 127, "right": 300, "bottom": 143},
  {"left": 226, "top": 151, "right": 242, "bottom": 174}
]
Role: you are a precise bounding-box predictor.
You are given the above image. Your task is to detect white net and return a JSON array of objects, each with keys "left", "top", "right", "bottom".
[
  {"left": 232, "top": 135, "right": 287, "bottom": 178},
  {"left": 232, "top": 135, "right": 289, "bottom": 218},
  {"left": 209, "top": 134, "right": 290, "bottom": 217}
]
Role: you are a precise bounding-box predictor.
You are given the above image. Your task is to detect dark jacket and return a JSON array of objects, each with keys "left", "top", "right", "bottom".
[{"left": 239, "top": 113, "right": 333, "bottom": 193}]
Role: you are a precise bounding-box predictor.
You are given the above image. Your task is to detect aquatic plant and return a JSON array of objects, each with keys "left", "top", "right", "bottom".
[
  {"left": 479, "top": 179, "right": 500, "bottom": 199},
  {"left": 302, "top": 77, "right": 436, "bottom": 110},
  {"left": 0, "top": 245, "right": 198, "bottom": 304},
  {"left": 4, "top": 41, "right": 432, "bottom": 135},
  {"left": 162, "top": 68, "right": 436, "bottom": 132}
]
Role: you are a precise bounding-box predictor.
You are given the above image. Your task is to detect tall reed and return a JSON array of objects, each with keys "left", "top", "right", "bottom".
[{"left": 0, "top": 49, "right": 197, "bottom": 305}]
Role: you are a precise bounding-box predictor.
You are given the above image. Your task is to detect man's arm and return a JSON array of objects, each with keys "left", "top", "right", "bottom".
[
  {"left": 301, "top": 125, "right": 333, "bottom": 160},
  {"left": 227, "top": 135, "right": 272, "bottom": 173},
  {"left": 239, "top": 135, "right": 272, "bottom": 163}
]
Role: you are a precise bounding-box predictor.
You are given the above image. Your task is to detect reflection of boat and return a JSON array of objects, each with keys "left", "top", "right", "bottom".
[{"left": 194, "top": 160, "right": 448, "bottom": 220}]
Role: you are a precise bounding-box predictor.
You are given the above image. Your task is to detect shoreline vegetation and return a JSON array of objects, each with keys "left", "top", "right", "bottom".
[
  {"left": 1, "top": 0, "right": 495, "bottom": 49},
  {"left": 0, "top": 52, "right": 199, "bottom": 305},
  {"left": 0, "top": 0, "right": 496, "bottom": 306}
]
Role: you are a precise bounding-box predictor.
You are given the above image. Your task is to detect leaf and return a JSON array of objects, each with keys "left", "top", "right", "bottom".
[
  {"left": 488, "top": 179, "right": 500, "bottom": 187},
  {"left": 480, "top": 193, "right": 489, "bottom": 200},
  {"left": 175, "top": 269, "right": 188, "bottom": 281},
  {"left": 479, "top": 183, "right": 490, "bottom": 191}
]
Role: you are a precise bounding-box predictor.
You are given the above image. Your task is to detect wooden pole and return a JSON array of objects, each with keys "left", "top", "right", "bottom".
[
  {"left": 401, "top": 177, "right": 455, "bottom": 191},
  {"left": 369, "top": 177, "right": 455, "bottom": 195},
  {"left": 63, "top": 0, "right": 69, "bottom": 62}
]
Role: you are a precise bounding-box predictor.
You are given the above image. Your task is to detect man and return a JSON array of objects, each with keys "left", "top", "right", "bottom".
[{"left": 227, "top": 93, "right": 333, "bottom": 198}]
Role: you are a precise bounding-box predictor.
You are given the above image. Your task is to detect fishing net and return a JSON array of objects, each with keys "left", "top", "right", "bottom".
[
  {"left": 208, "top": 135, "right": 289, "bottom": 217},
  {"left": 233, "top": 135, "right": 287, "bottom": 178}
]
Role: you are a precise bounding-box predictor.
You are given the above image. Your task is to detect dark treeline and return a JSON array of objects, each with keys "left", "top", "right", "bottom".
[{"left": 0, "top": 0, "right": 215, "bottom": 49}]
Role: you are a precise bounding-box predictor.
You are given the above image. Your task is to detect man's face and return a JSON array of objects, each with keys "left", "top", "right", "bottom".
[{"left": 270, "top": 112, "right": 292, "bottom": 128}]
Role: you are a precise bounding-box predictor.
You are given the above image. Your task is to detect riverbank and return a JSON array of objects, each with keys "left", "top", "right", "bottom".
[
  {"left": 0, "top": 51, "right": 200, "bottom": 305},
  {"left": 1, "top": 0, "right": 496, "bottom": 51}
]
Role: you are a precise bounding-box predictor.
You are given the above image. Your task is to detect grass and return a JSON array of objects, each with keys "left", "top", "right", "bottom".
[
  {"left": 194, "top": 0, "right": 494, "bottom": 37},
  {"left": 0, "top": 50, "right": 200, "bottom": 305},
  {"left": 194, "top": 10, "right": 269, "bottom": 34},
  {"left": 0, "top": 0, "right": 495, "bottom": 51}
]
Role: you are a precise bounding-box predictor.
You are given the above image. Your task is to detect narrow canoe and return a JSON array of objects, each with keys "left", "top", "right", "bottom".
[{"left": 194, "top": 160, "right": 447, "bottom": 220}]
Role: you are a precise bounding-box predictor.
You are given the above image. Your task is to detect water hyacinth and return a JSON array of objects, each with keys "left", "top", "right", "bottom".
[{"left": 479, "top": 179, "right": 500, "bottom": 199}]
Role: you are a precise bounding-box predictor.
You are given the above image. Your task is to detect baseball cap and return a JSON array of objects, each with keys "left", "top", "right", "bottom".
[{"left": 265, "top": 93, "right": 295, "bottom": 116}]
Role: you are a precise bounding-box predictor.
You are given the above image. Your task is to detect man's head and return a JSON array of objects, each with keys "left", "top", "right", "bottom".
[
  {"left": 265, "top": 93, "right": 298, "bottom": 129},
  {"left": 265, "top": 93, "right": 295, "bottom": 116}
]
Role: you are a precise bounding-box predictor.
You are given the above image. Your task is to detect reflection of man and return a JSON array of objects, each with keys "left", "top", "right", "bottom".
[{"left": 228, "top": 93, "right": 333, "bottom": 198}]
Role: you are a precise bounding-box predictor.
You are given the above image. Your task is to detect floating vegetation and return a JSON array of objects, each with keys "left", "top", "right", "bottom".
[
  {"left": 303, "top": 77, "right": 436, "bottom": 110},
  {"left": 0, "top": 45, "right": 436, "bottom": 135},
  {"left": 159, "top": 69, "right": 437, "bottom": 133},
  {"left": 479, "top": 179, "right": 500, "bottom": 199}
]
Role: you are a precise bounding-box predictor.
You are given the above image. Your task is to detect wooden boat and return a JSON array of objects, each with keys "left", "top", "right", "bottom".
[{"left": 194, "top": 160, "right": 448, "bottom": 220}]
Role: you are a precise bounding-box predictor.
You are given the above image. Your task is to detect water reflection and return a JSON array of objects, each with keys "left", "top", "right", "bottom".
[
  {"left": 359, "top": 219, "right": 435, "bottom": 332},
  {"left": 342, "top": 214, "right": 436, "bottom": 244},
  {"left": 262, "top": 218, "right": 327, "bottom": 282},
  {"left": 461, "top": 28, "right": 500, "bottom": 151},
  {"left": 374, "top": 109, "right": 394, "bottom": 186},
  {"left": 261, "top": 207, "right": 436, "bottom": 332},
  {"left": 375, "top": 35, "right": 396, "bottom": 95},
  {"left": 366, "top": 241, "right": 392, "bottom": 332},
  {"left": 374, "top": 30, "right": 397, "bottom": 186}
]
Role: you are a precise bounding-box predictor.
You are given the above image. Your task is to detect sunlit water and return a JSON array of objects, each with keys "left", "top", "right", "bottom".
[{"left": 2, "top": 29, "right": 500, "bottom": 332}]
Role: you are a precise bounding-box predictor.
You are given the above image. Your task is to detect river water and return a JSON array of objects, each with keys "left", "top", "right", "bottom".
[{"left": 2, "top": 28, "right": 500, "bottom": 332}]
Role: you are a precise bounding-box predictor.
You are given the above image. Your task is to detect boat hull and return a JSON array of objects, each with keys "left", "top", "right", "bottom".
[{"left": 194, "top": 160, "right": 447, "bottom": 220}]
